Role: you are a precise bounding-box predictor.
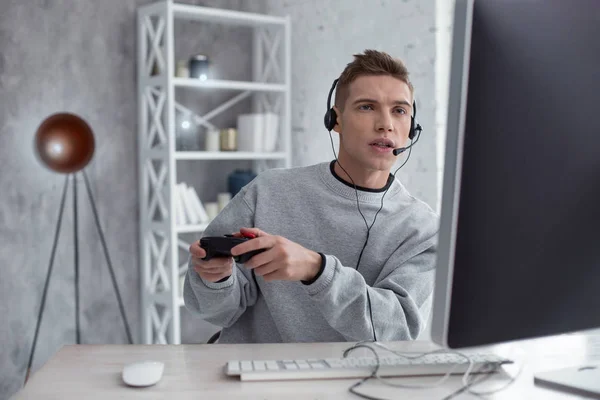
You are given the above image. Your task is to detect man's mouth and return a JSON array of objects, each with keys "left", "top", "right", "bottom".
[{"left": 369, "top": 139, "right": 395, "bottom": 148}]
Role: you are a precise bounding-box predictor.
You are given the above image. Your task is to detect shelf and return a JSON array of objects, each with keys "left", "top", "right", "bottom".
[
  {"left": 172, "top": 3, "right": 287, "bottom": 27},
  {"left": 173, "top": 77, "right": 286, "bottom": 92},
  {"left": 138, "top": 1, "right": 292, "bottom": 345},
  {"left": 174, "top": 151, "right": 287, "bottom": 161},
  {"left": 176, "top": 223, "right": 209, "bottom": 233}
]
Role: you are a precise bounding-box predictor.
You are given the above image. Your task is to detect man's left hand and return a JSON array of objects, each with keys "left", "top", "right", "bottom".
[{"left": 231, "top": 227, "right": 322, "bottom": 282}]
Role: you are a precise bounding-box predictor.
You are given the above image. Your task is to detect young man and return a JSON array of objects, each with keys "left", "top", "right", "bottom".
[{"left": 184, "top": 49, "right": 439, "bottom": 343}]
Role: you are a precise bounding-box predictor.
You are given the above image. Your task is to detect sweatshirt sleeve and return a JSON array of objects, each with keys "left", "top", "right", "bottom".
[
  {"left": 182, "top": 183, "right": 259, "bottom": 328},
  {"left": 302, "top": 228, "right": 438, "bottom": 342}
]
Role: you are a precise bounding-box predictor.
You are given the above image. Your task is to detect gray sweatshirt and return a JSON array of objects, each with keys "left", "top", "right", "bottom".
[{"left": 183, "top": 161, "right": 439, "bottom": 343}]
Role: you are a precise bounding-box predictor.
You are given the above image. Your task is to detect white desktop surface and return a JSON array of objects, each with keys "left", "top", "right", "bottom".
[{"left": 13, "top": 330, "right": 600, "bottom": 399}]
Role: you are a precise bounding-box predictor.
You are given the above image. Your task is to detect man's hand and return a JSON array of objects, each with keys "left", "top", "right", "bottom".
[
  {"left": 231, "top": 227, "right": 322, "bottom": 282},
  {"left": 189, "top": 233, "right": 242, "bottom": 282}
]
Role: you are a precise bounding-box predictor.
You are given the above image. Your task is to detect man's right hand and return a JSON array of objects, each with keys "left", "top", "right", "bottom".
[{"left": 189, "top": 239, "right": 234, "bottom": 282}]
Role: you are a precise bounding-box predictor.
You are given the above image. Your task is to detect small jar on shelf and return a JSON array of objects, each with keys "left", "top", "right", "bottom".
[
  {"left": 219, "top": 128, "right": 238, "bottom": 151},
  {"left": 204, "top": 129, "right": 220, "bottom": 152},
  {"left": 189, "top": 54, "right": 210, "bottom": 81}
]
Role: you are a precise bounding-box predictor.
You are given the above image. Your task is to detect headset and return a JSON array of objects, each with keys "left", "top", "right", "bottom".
[{"left": 323, "top": 77, "right": 423, "bottom": 342}]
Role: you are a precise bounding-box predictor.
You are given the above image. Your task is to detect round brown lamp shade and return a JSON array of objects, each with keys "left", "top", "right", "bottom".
[{"left": 35, "top": 112, "right": 95, "bottom": 174}]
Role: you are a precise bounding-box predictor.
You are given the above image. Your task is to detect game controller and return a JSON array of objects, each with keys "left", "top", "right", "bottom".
[{"left": 200, "top": 233, "right": 265, "bottom": 264}]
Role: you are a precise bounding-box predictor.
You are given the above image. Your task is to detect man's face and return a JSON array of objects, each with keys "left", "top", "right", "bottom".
[{"left": 333, "top": 74, "right": 413, "bottom": 172}]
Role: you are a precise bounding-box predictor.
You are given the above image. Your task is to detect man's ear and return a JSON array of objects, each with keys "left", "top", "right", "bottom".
[{"left": 332, "top": 105, "right": 342, "bottom": 134}]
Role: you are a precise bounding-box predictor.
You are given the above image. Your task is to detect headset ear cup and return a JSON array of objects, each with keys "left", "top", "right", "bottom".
[
  {"left": 324, "top": 108, "right": 337, "bottom": 131},
  {"left": 325, "top": 78, "right": 339, "bottom": 132},
  {"left": 409, "top": 117, "right": 415, "bottom": 140}
]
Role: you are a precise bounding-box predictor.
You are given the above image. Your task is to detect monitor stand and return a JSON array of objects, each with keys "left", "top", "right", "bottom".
[{"left": 534, "top": 365, "right": 600, "bottom": 399}]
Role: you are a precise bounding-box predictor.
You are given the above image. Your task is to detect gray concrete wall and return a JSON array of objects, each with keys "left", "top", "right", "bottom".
[{"left": 0, "top": 1, "right": 439, "bottom": 398}]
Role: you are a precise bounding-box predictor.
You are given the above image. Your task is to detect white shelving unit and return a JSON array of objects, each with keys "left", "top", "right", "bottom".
[{"left": 137, "top": 1, "right": 291, "bottom": 344}]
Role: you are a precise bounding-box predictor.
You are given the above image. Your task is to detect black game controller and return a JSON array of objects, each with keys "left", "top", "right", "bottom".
[{"left": 200, "top": 235, "right": 265, "bottom": 264}]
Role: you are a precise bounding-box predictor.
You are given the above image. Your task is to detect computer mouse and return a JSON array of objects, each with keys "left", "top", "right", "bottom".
[{"left": 122, "top": 361, "right": 164, "bottom": 387}]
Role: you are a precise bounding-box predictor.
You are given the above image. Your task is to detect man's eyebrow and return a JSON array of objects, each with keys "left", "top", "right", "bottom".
[{"left": 351, "top": 98, "right": 412, "bottom": 107}]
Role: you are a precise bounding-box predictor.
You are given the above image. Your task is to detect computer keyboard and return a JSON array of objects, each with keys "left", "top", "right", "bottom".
[{"left": 225, "top": 353, "right": 513, "bottom": 381}]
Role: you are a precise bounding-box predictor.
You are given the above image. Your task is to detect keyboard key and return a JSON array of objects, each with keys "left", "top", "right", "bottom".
[
  {"left": 241, "top": 361, "right": 253, "bottom": 371},
  {"left": 266, "top": 361, "right": 279, "bottom": 370},
  {"left": 345, "top": 358, "right": 358, "bottom": 367},
  {"left": 324, "top": 359, "right": 344, "bottom": 368},
  {"left": 309, "top": 361, "right": 325, "bottom": 369},
  {"left": 253, "top": 361, "right": 266, "bottom": 371},
  {"left": 356, "top": 358, "right": 375, "bottom": 367},
  {"left": 228, "top": 361, "right": 240, "bottom": 373},
  {"left": 296, "top": 361, "right": 310, "bottom": 369},
  {"left": 283, "top": 363, "right": 298, "bottom": 370},
  {"left": 380, "top": 357, "right": 409, "bottom": 366}
]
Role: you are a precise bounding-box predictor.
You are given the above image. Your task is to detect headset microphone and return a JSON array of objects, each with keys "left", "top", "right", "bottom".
[
  {"left": 392, "top": 124, "right": 422, "bottom": 156},
  {"left": 392, "top": 101, "right": 422, "bottom": 155},
  {"left": 393, "top": 142, "right": 414, "bottom": 156}
]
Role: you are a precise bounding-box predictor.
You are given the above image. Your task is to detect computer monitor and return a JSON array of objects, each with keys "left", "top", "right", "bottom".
[{"left": 432, "top": 0, "right": 600, "bottom": 350}]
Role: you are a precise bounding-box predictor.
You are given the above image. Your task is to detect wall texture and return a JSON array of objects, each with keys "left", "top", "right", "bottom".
[{"left": 0, "top": 1, "right": 439, "bottom": 398}]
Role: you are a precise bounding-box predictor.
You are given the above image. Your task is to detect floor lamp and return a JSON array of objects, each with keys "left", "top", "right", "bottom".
[{"left": 25, "top": 112, "right": 133, "bottom": 384}]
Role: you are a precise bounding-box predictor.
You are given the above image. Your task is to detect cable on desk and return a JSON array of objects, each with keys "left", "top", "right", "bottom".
[
  {"left": 342, "top": 341, "right": 524, "bottom": 400},
  {"left": 458, "top": 351, "right": 525, "bottom": 397},
  {"left": 441, "top": 362, "right": 499, "bottom": 400}
]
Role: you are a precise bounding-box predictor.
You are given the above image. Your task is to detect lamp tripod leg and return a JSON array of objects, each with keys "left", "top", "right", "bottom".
[
  {"left": 82, "top": 171, "right": 134, "bottom": 344},
  {"left": 73, "top": 174, "right": 81, "bottom": 344},
  {"left": 24, "top": 175, "right": 70, "bottom": 385}
]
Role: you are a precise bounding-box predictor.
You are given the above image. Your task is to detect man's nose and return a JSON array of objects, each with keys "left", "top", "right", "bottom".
[{"left": 376, "top": 111, "right": 394, "bottom": 132}]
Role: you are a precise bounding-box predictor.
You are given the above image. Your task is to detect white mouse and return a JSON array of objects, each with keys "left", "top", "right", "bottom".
[{"left": 122, "top": 361, "right": 164, "bottom": 387}]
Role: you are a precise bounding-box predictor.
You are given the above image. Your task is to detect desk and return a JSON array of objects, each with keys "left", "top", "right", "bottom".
[{"left": 12, "top": 331, "right": 600, "bottom": 399}]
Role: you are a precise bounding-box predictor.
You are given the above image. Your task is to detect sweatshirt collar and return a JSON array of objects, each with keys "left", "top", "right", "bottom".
[
  {"left": 329, "top": 160, "right": 393, "bottom": 193},
  {"left": 319, "top": 160, "right": 402, "bottom": 203}
]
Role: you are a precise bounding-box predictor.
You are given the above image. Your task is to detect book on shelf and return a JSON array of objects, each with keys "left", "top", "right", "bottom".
[
  {"left": 186, "top": 185, "right": 210, "bottom": 222},
  {"left": 175, "top": 182, "right": 210, "bottom": 226},
  {"left": 174, "top": 184, "right": 187, "bottom": 225}
]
